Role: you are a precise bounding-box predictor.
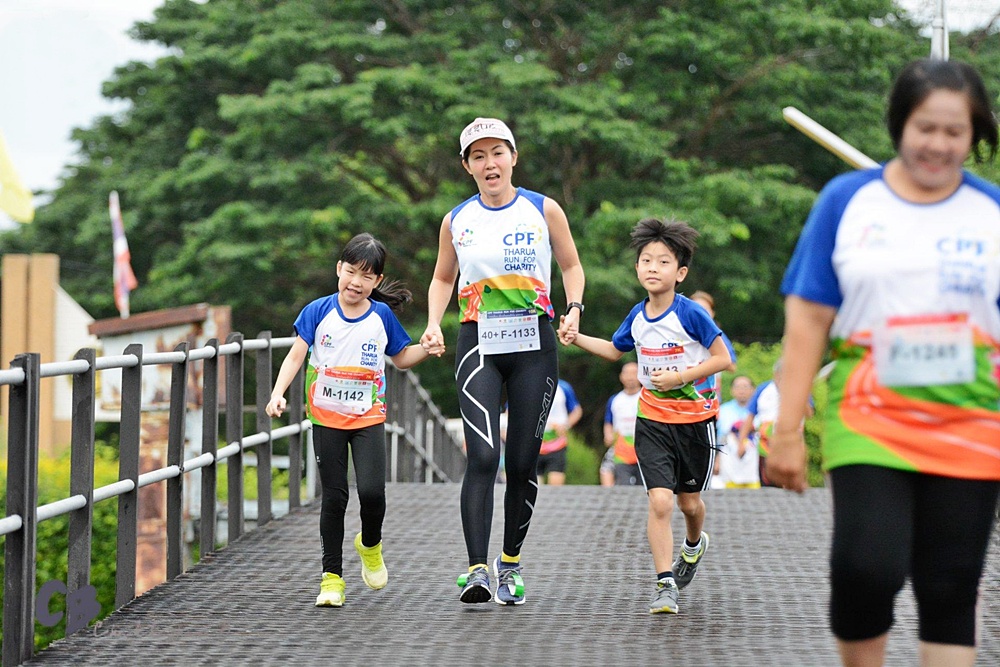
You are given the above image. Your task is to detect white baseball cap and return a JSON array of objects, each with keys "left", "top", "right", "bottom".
[{"left": 459, "top": 117, "right": 516, "bottom": 156}]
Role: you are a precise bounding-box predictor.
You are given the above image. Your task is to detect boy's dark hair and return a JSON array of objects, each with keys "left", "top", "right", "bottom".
[
  {"left": 629, "top": 218, "right": 700, "bottom": 268},
  {"left": 887, "top": 58, "right": 999, "bottom": 163},
  {"left": 340, "top": 232, "right": 412, "bottom": 311}
]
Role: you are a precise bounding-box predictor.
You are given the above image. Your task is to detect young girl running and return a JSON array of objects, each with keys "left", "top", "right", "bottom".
[{"left": 266, "top": 232, "right": 433, "bottom": 608}]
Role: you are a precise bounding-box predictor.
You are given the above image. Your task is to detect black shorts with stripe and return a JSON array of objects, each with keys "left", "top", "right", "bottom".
[{"left": 635, "top": 416, "right": 717, "bottom": 493}]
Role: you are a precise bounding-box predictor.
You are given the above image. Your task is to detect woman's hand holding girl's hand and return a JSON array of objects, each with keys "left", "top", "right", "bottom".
[
  {"left": 420, "top": 325, "right": 447, "bottom": 357},
  {"left": 557, "top": 313, "right": 579, "bottom": 345}
]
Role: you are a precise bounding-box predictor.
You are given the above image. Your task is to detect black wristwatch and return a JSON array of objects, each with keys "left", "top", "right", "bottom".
[{"left": 565, "top": 302, "right": 585, "bottom": 316}]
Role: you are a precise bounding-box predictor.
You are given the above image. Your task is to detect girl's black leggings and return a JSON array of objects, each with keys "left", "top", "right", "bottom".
[{"left": 314, "top": 422, "right": 386, "bottom": 575}]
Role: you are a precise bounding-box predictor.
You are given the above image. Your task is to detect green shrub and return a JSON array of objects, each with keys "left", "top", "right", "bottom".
[
  {"left": 564, "top": 434, "right": 600, "bottom": 485},
  {"left": 215, "top": 462, "right": 302, "bottom": 502},
  {"left": 0, "top": 443, "right": 120, "bottom": 651}
]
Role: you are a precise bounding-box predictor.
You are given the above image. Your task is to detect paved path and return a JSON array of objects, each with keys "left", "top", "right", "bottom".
[{"left": 27, "top": 485, "right": 1000, "bottom": 666}]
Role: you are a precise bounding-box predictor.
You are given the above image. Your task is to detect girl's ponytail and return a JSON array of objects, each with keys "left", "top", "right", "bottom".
[{"left": 370, "top": 279, "right": 412, "bottom": 311}]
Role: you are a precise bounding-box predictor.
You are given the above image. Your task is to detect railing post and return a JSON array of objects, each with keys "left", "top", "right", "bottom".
[
  {"left": 414, "top": 403, "right": 425, "bottom": 483},
  {"left": 166, "top": 342, "right": 189, "bottom": 580},
  {"left": 287, "top": 365, "right": 304, "bottom": 509},
  {"left": 402, "top": 374, "right": 416, "bottom": 482},
  {"left": 435, "top": 421, "right": 448, "bottom": 481},
  {"left": 3, "top": 353, "right": 40, "bottom": 667},
  {"left": 390, "top": 428, "right": 399, "bottom": 484},
  {"left": 434, "top": 420, "right": 448, "bottom": 481},
  {"left": 116, "top": 343, "right": 143, "bottom": 608},
  {"left": 443, "top": 420, "right": 462, "bottom": 481},
  {"left": 307, "top": 427, "right": 319, "bottom": 501},
  {"left": 386, "top": 366, "right": 399, "bottom": 483},
  {"left": 226, "top": 333, "right": 244, "bottom": 541},
  {"left": 255, "top": 331, "right": 272, "bottom": 526},
  {"left": 425, "top": 419, "right": 434, "bottom": 484},
  {"left": 200, "top": 339, "right": 219, "bottom": 557},
  {"left": 68, "top": 348, "right": 96, "bottom": 610}
]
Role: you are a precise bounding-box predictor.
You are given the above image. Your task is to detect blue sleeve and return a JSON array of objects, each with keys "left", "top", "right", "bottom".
[
  {"left": 292, "top": 295, "right": 337, "bottom": 347},
  {"left": 520, "top": 188, "right": 547, "bottom": 215},
  {"left": 611, "top": 302, "right": 644, "bottom": 352},
  {"left": 604, "top": 396, "right": 615, "bottom": 425},
  {"left": 560, "top": 380, "right": 580, "bottom": 411},
  {"left": 963, "top": 172, "right": 1000, "bottom": 312},
  {"left": 722, "top": 332, "right": 736, "bottom": 363},
  {"left": 676, "top": 297, "right": 723, "bottom": 349},
  {"left": 449, "top": 194, "right": 479, "bottom": 226},
  {"left": 747, "top": 381, "right": 769, "bottom": 415},
  {"left": 780, "top": 170, "right": 879, "bottom": 307},
  {"left": 375, "top": 303, "right": 412, "bottom": 357}
]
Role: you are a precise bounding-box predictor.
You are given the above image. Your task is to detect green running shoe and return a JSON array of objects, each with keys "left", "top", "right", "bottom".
[
  {"left": 354, "top": 532, "right": 388, "bottom": 590},
  {"left": 316, "top": 572, "right": 345, "bottom": 607}
]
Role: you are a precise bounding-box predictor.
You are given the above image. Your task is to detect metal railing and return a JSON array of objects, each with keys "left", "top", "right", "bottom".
[{"left": 0, "top": 331, "right": 463, "bottom": 665}]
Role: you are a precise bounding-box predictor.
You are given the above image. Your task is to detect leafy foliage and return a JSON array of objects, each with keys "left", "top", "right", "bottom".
[
  {"left": 0, "top": 445, "right": 121, "bottom": 651},
  {"left": 564, "top": 434, "right": 601, "bottom": 485}
]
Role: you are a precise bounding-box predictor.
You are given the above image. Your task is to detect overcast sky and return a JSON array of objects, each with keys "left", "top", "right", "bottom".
[{"left": 0, "top": 0, "right": 995, "bottom": 229}]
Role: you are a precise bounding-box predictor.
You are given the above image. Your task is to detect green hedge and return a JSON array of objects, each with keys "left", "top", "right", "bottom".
[
  {"left": 564, "top": 434, "right": 601, "bottom": 485},
  {"left": 214, "top": 462, "right": 304, "bottom": 501},
  {"left": 0, "top": 443, "right": 120, "bottom": 651}
]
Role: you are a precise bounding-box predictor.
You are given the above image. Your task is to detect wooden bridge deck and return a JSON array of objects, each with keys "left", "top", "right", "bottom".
[{"left": 26, "top": 485, "right": 1000, "bottom": 666}]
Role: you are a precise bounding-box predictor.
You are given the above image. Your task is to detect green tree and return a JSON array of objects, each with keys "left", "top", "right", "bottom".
[{"left": 3, "top": 0, "right": 999, "bottom": 437}]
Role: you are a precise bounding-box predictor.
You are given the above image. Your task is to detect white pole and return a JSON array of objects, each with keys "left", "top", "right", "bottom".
[
  {"left": 930, "top": 0, "right": 949, "bottom": 60},
  {"left": 306, "top": 427, "right": 318, "bottom": 501},
  {"left": 782, "top": 107, "right": 879, "bottom": 169}
]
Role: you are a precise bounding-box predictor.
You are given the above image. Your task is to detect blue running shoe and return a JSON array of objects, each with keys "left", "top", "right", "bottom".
[
  {"left": 457, "top": 566, "right": 492, "bottom": 604},
  {"left": 492, "top": 556, "right": 525, "bottom": 605}
]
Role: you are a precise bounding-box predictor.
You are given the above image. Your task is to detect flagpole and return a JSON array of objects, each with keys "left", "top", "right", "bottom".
[
  {"left": 781, "top": 107, "right": 878, "bottom": 169},
  {"left": 930, "top": 0, "right": 949, "bottom": 60}
]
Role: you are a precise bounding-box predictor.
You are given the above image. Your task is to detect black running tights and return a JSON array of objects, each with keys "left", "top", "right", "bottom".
[
  {"left": 314, "top": 423, "right": 386, "bottom": 575},
  {"left": 828, "top": 465, "right": 999, "bottom": 645},
  {"left": 455, "top": 318, "right": 558, "bottom": 566}
]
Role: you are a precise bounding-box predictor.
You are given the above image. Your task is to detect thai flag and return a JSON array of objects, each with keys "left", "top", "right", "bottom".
[{"left": 109, "top": 191, "right": 138, "bottom": 318}]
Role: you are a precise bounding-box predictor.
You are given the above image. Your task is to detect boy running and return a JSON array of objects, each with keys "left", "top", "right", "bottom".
[{"left": 563, "top": 218, "right": 731, "bottom": 614}]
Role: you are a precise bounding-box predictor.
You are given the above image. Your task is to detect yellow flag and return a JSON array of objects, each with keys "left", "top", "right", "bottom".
[{"left": 0, "top": 129, "right": 35, "bottom": 223}]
